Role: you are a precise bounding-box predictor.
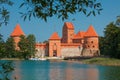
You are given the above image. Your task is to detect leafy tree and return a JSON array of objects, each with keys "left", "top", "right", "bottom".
[
  {"left": 18, "top": 34, "right": 36, "bottom": 59},
  {"left": 18, "top": 35, "right": 28, "bottom": 59},
  {"left": 0, "top": 0, "right": 102, "bottom": 25},
  {"left": 0, "top": 0, "right": 13, "bottom": 26},
  {"left": 5, "top": 37, "right": 16, "bottom": 58},
  {"left": 101, "top": 18, "right": 120, "bottom": 58},
  {"left": 99, "top": 36, "right": 105, "bottom": 55},
  {"left": 26, "top": 34, "right": 36, "bottom": 57},
  {"left": 20, "top": 0, "right": 102, "bottom": 21},
  {"left": 0, "top": 34, "right": 6, "bottom": 58}
]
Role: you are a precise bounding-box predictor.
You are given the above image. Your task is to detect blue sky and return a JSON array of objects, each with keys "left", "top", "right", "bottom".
[{"left": 0, "top": 0, "right": 120, "bottom": 42}]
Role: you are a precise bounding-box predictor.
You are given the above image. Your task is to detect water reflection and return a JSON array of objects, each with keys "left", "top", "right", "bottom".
[
  {"left": 104, "top": 66, "right": 120, "bottom": 80},
  {"left": 12, "top": 61, "right": 22, "bottom": 80},
  {"left": 49, "top": 61, "right": 99, "bottom": 80},
  {"left": 9, "top": 60, "right": 120, "bottom": 80}
]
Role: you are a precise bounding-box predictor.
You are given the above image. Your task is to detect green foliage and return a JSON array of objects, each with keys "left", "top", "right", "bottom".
[
  {"left": 0, "top": 0, "right": 13, "bottom": 27},
  {"left": 26, "top": 34, "right": 36, "bottom": 57},
  {"left": 19, "top": 0, "right": 102, "bottom": 21},
  {"left": 0, "top": 34, "right": 6, "bottom": 58},
  {"left": 83, "top": 57, "right": 120, "bottom": 66},
  {"left": 100, "top": 17, "right": 120, "bottom": 59},
  {"left": 18, "top": 34, "right": 36, "bottom": 59},
  {"left": 5, "top": 37, "right": 16, "bottom": 58},
  {"left": 0, "top": 61, "right": 14, "bottom": 80},
  {"left": 18, "top": 35, "right": 28, "bottom": 59}
]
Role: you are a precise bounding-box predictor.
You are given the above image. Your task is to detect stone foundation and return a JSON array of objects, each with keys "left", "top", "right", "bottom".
[{"left": 81, "top": 49, "right": 100, "bottom": 57}]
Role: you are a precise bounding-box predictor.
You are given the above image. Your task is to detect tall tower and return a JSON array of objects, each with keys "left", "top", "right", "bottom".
[
  {"left": 61, "top": 22, "right": 74, "bottom": 43},
  {"left": 10, "top": 24, "right": 25, "bottom": 50},
  {"left": 49, "top": 32, "right": 61, "bottom": 57},
  {"left": 83, "top": 25, "right": 99, "bottom": 56}
]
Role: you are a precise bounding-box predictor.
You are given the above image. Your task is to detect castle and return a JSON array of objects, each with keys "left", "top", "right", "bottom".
[{"left": 11, "top": 22, "right": 100, "bottom": 58}]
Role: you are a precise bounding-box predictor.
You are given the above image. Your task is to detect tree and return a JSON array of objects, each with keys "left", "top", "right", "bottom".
[
  {"left": 18, "top": 35, "right": 28, "bottom": 59},
  {"left": 99, "top": 36, "right": 105, "bottom": 55},
  {"left": 20, "top": 0, "right": 102, "bottom": 21},
  {"left": 0, "top": 0, "right": 102, "bottom": 26},
  {"left": 26, "top": 34, "right": 36, "bottom": 57},
  {"left": 0, "top": 0, "right": 13, "bottom": 26},
  {"left": 18, "top": 34, "right": 36, "bottom": 59},
  {"left": 5, "top": 37, "right": 16, "bottom": 58},
  {"left": 0, "top": 34, "right": 6, "bottom": 58},
  {"left": 101, "top": 19, "right": 120, "bottom": 58}
]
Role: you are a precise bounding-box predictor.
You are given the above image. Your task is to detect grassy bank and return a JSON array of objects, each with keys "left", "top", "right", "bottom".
[
  {"left": 0, "top": 58, "right": 24, "bottom": 60},
  {"left": 82, "top": 57, "right": 120, "bottom": 66}
]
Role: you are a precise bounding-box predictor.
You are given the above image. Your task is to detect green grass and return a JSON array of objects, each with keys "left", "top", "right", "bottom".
[{"left": 82, "top": 57, "right": 120, "bottom": 66}]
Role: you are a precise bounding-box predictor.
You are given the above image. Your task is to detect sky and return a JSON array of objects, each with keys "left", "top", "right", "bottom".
[{"left": 0, "top": 0, "right": 120, "bottom": 42}]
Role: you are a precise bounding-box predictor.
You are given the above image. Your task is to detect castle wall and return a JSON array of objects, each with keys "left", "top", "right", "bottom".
[
  {"left": 61, "top": 43, "right": 83, "bottom": 57},
  {"left": 35, "top": 43, "right": 48, "bottom": 57},
  {"left": 84, "top": 37, "right": 99, "bottom": 49}
]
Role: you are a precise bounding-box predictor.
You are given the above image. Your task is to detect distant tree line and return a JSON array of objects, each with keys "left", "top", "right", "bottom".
[
  {"left": 0, "top": 34, "right": 36, "bottom": 59},
  {"left": 99, "top": 16, "right": 120, "bottom": 59}
]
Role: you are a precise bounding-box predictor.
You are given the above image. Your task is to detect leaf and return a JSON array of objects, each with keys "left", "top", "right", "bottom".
[
  {"left": 83, "top": 9, "right": 86, "bottom": 15},
  {"left": 92, "top": 11, "right": 95, "bottom": 16},
  {"left": 87, "top": 11, "right": 91, "bottom": 17},
  {"left": 19, "top": 12, "right": 23, "bottom": 14},
  {"left": 98, "top": 11, "right": 100, "bottom": 14},
  {"left": 19, "top": 3, "right": 24, "bottom": 8},
  {"left": 24, "top": 16, "right": 27, "bottom": 21},
  {"left": 29, "top": 13, "right": 31, "bottom": 20},
  {"left": 33, "top": 12, "right": 35, "bottom": 17}
]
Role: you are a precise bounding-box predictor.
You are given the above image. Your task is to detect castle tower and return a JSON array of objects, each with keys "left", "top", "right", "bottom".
[
  {"left": 49, "top": 32, "right": 61, "bottom": 57},
  {"left": 61, "top": 22, "right": 74, "bottom": 43},
  {"left": 82, "top": 25, "right": 99, "bottom": 56},
  {"left": 10, "top": 24, "right": 25, "bottom": 50}
]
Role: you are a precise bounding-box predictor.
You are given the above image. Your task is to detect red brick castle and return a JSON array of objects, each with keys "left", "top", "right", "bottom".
[{"left": 11, "top": 22, "right": 100, "bottom": 58}]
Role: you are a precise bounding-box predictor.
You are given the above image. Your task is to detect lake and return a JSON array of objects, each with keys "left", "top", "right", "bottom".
[{"left": 2, "top": 60, "right": 120, "bottom": 80}]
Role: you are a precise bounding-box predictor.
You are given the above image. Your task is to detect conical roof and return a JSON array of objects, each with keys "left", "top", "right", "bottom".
[
  {"left": 10, "top": 24, "right": 25, "bottom": 37},
  {"left": 85, "top": 25, "right": 98, "bottom": 37},
  {"left": 49, "top": 32, "right": 61, "bottom": 40},
  {"left": 64, "top": 22, "right": 74, "bottom": 29},
  {"left": 73, "top": 31, "right": 85, "bottom": 39}
]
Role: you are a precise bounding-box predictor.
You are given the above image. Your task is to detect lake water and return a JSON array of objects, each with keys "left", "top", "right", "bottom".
[{"left": 2, "top": 60, "right": 120, "bottom": 80}]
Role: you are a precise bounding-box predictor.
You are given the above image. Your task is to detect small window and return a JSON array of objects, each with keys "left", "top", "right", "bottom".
[
  {"left": 91, "top": 41, "right": 93, "bottom": 43},
  {"left": 88, "top": 45, "right": 89, "bottom": 48},
  {"left": 93, "top": 45, "right": 95, "bottom": 48}
]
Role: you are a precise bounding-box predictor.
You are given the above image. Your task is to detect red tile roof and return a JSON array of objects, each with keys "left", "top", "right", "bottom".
[
  {"left": 85, "top": 25, "right": 98, "bottom": 37},
  {"left": 10, "top": 24, "right": 25, "bottom": 37},
  {"left": 73, "top": 31, "right": 85, "bottom": 39},
  {"left": 64, "top": 22, "right": 74, "bottom": 29},
  {"left": 49, "top": 32, "right": 61, "bottom": 40}
]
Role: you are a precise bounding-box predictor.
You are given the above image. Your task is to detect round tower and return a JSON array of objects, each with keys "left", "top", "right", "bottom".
[
  {"left": 83, "top": 25, "right": 99, "bottom": 56},
  {"left": 10, "top": 24, "right": 25, "bottom": 50}
]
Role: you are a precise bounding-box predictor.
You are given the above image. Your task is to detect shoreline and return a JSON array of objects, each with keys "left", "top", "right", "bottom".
[{"left": 1, "top": 57, "right": 120, "bottom": 66}]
